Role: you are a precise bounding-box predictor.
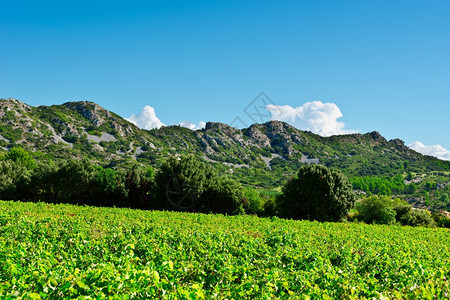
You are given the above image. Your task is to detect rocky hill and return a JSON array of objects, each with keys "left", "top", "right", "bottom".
[{"left": 1, "top": 98, "right": 449, "bottom": 187}]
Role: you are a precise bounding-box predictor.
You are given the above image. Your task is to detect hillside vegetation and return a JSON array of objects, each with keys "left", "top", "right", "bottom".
[
  {"left": 1, "top": 98, "right": 449, "bottom": 211},
  {"left": 1, "top": 200, "right": 449, "bottom": 299},
  {"left": 1, "top": 98, "right": 449, "bottom": 177}
]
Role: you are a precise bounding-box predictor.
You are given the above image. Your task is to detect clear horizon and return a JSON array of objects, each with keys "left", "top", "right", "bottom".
[{"left": 1, "top": 1, "right": 449, "bottom": 160}]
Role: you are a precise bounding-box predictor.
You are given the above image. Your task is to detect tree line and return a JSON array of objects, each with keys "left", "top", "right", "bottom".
[
  {"left": 0, "top": 147, "right": 448, "bottom": 227},
  {"left": 0, "top": 148, "right": 249, "bottom": 214}
]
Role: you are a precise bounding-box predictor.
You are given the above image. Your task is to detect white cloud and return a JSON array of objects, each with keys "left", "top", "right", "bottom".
[
  {"left": 408, "top": 141, "right": 450, "bottom": 161},
  {"left": 127, "top": 106, "right": 206, "bottom": 131},
  {"left": 266, "top": 101, "right": 357, "bottom": 136},
  {"left": 126, "top": 106, "right": 165, "bottom": 130},
  {"left": 178, "top": 121, "right": 206, "bottom": 130}
]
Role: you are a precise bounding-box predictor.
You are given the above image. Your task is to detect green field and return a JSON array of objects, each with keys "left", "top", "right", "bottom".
[{"left": 0, "top": 200, "right": 449, "bottom": 299}]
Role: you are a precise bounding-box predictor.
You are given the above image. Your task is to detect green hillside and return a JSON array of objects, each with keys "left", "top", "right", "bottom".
[
  {"left": 1, "top": 98, "right": 449, "bottom": 177},
  {"left": 1, "top": 98, "right": 449, "bottom": 210}
]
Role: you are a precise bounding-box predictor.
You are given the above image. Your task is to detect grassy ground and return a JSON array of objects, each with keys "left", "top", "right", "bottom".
[{"left": 0, "top": 200, "right": 449, "bottom": 299}]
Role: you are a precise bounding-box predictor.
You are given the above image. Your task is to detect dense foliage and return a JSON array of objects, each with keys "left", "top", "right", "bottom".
[
  {"left": 153, "top": 155, "right": 212, "bottom": 211},
  {"left": 277, "top": 164, "right": 356, "bottom": 222},
  {"left": 0, "top": 200, "right": 449, "bottom": 299},
  {"left": 2, "top": 98, "right": 450, "bottom": 195},
  {"left": 355, "top": 195, "right": 437, "bottom": 227},
  {"left": 154, "top": 155, "right": 245, "bottom": 214},
  {"left": 200, "top": 177, "right": 245, "bottom": 215},
  {"left": 351, "top": 172, "right": 450, "bottom": 212},
  {"left": 0, "top": 147, "right": 448, "bottom": 226},
  {"left": 0, "top": 150, "right": 246, "bottom": 215},
  {"left": 356, "top": 196, "right": 400, "bottom": 225},
  {"left": 351, "top": 175, "right": 406, "bottom": 195}
]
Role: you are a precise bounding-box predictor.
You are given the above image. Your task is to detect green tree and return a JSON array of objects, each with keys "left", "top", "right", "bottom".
[
  {"left": 123, "top": 165, "right": 154, "bottom": 209},
  {"left": 89, "top": 166, "right": 127, "bottom": 207},
  {"left": 391, "top": 174, "right": 405, "bottom": 193},
  {"left": 406, "top": 172, "right": 413, "bottom": 181},
  {"left": 440, "top": 193, "right": 449, "bottom": 203},
  {"left": 277, "top": 164, "right": 355, "bottom": 222},
  {"left": 154, "top": 155, "right": 245, "bottom": 215},
  {"left": 356, "top": 195, "right": 396, "bottom": 225},
  {"left": 393, "top": 203, "right": 412, "bottom": 223},
  {"left": 4, "top": 147, "right": 37, "bottom": 170},
  {"left": 242, "top": 187, "right": 265, "bottom": 215},
  {"left": 405, "top": 183, "right": 417, "bottom": 194},
  {"left": 32, "top": 159, "right": 96, "bottom": 204},
  {"left": 23, "top": 162, "right": 58, "bottom": 201},
  {"left": 400, "top": 209, "right": 435, "bottom": 227},
  {"left": 424, "top": 181, "right": 437, "bottom": 191},
  {"left": 153, "top": 155, "right": 213, "bottom": 211},
  {"left": 199, "top": 177, "right": 244, "bottom": 215},
  {"left": 433, "top": 212, "right": 450, "bottom": 228},
  {"left": 0, "top": 160, "right": 30, "bottom": 200},
  {"left": 423, "top": 191, "right": 430, "bottom": 206},
  {"left": 404, "top": 161, "right": 410, "bottom": 170},
  {"left": 0, "top": 148, "right": 36, "bottom": 200}
]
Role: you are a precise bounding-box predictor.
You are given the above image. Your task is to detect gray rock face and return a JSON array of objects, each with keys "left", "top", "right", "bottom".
[
  {"left": 198, "top": 120, "right": 313, "bottom": 163},
  {"left": 87, "top": 132, "right": 118, "bottom": 143},
  {"left": 66, "top": 101, "right": 106, "bottom": 126},
  {"left": 1, "top": 98, "right": 445, "bottom": 181},
  {"left": 0, "top": 98, "right": 32, "bottom": 115},
  {"left": 368, "top": 131, "right": 385, "bottom": 141},
  {"left": 245, "top": 124, "right": 271, "bottom": 148}
]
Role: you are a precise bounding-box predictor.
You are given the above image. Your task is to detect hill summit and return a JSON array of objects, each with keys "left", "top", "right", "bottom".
[{"left": 1, "top": 98, "right": 448, "bottom": 187}]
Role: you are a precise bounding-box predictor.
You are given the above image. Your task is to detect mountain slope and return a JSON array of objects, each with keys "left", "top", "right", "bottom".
[{"left": 1, "top": 98, "right": 449, "bottom": 188}]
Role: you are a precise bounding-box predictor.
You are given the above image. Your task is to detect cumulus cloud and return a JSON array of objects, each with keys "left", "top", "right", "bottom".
[
  {"left": 408, "top": 141, "right": 450, "bottom": 161},
  {"left": 126, "top": 106, "right": 165, "bottom": 130},
  {"left": 178, "top": 121, "right": 206, "bottom": 131},
  {"left": 266, "top": 101, "right": 357, "bottom": 136},
  {"left": 127, "top": 105, "right": 207, "bottom": 131}
]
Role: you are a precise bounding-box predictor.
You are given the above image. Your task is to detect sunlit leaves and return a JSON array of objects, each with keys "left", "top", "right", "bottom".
[{"left": 0, "top": 200, "right": 448, "bottom": 299}]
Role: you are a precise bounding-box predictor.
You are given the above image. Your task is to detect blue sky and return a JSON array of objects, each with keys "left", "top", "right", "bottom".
[{"left": 1, "top": 1, "right": 449, "bottom": 159}]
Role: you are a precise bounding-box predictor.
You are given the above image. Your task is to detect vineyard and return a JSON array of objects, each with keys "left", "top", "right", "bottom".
[{"left": 0, "top": 200, "right": 449, "bottom": 299}]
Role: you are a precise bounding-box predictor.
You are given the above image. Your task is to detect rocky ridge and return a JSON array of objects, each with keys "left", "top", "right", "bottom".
[{"left": 1, "top": 98, "right": 448, "bottom": 183}]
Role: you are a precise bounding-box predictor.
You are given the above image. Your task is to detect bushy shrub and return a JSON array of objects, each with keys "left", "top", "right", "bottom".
[
  {"left": 200, "top": 177, "right": 244, "bottom": 215},
  {"left": 242, "top": 188, "right": 280, "bottom": 217},
  {"left": 62, "top": 135, "right": 79, "bottom": 143},
  {"left": 90, "top": 166, "right": 127, "bottom": 207},
  {"left": 0, "top": 148, "right": 38, "bottom": 200},
  {"left": 31, "top": 159, "right": 96, "bottom": 204},
  {"left": 356, "top": 195, "right": 435, "bottom": 227},
  {"left": 153, "top": 155, "right": 245, "bottom": 215},
  {"left": 0, "top": 160, "right": 30, "bottom": 200},
  {"left": 26, "top": 161, "right": 151, "bottom": 207},
  {"left": 263, "top": 197, "right": 278, "bottom": 217},
  {"left": 356, "top": 195, "right": 397, "bottom": 225},
  {"left": 153, "top": 155, "right": 213, "bottom": 210},
  {"left": 393, "top": 203, "right": 412, "bottom": 223},
  {"left": 405, "top": 183, "right": 417, "bottom": 194},
  {"left": 433, "top": 213, "right": 450, "bottom": 228},
  {"left": 0, "top": 148, "right": 154, "bottom": 209},
  {"left": 243, "top": 187, "right": 265, "bottom": 215},
  {"left": 400, "top": 209, "right": 435, "bottom": 227},
  {"left": 123, "top": 165, "right": 154, "bottom": 209},
  {"left": 4, "top": 147, "right": 37, "bottom": 170},
  {"left": 277, "top": 164, "right": 355, "bottom": 222}
]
